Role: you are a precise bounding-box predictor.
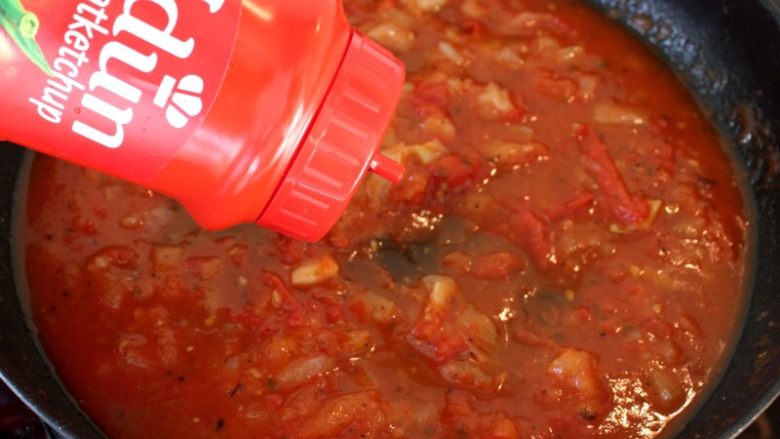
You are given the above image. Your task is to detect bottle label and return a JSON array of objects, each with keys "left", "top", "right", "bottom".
[{"left": 0, "top": 0, "right": 241, "bottom": 180}]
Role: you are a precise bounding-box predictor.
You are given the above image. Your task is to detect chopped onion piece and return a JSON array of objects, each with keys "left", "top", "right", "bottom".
[
  {"left": 438, "top": 41, "right": 467, "bottom": 65},
  {"left": 594, "top": 102, "right": 647, "bottom": 126},
  {"left": 291, "top": 254, "right": 340, "bottom": 287},
  {"left": 367, "top": 22, "right": 415, "bottom": 53},
  {"left": 422, "top": 275, "right": 459, "bottom": 310},
  {"left": 406, "top": 0, "right": 448, "bottom": 11},
  {"left": 478, "top": 82, "right": 517, "bottom": 118},
  {"left": 276, "top": 355, "right": 336, "bottom": 389}
]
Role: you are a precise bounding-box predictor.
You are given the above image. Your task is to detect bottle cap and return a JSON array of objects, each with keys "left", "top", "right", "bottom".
[{"left": 257, "top": 32, "right": 405, "bottom": 241}]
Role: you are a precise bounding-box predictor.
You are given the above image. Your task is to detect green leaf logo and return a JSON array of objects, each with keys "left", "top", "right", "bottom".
[{"left": 0, "top": 0, "right": 53, "bottom": 76}]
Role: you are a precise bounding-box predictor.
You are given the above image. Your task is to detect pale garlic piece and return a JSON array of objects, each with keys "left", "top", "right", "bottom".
[
  {"left": 359, "top": 292, "right": 398, "bottom": 324},
  {"left": 496, "top": 46, "right": 524, "bottom": 67},
  {"left": 276, "top": 355, "right": 336, "bottom": 389},
  {"left": 577, "top": 74, "right": 600, "bottom": 101},
  {"left": 422, "top": 275, "right": 459, "bottom": 310},
  {"left": 405, "top": 0, "right": 448, "bottom": 12},
  {"left": 422, "top": 114, "right": 456, "bottom": 141},
  {"left": 383, "top": 139, "right": 449, "bottom": 165},
  {"left": 456, "top": 304, "right": 498, "bottom": 344},
  {"left": 119, "top": 212, "right": 144, "bottom": 230},
  {"left": 291, "top": 254, "right": 340, "bottom": 287},
  {"left": 367, "top": 22, "right": 416, "bottom": 53},
  {"left": 594, "top": 102, "right": 647, "bottom": 126},
  {"left": 439, "top": 359, "right": 495, "bottom": 389},
  {"left": 556, "top": 45, "right": 584, "bottom": 62},
  {"left": 477, "top": 82, "right": 517, "bottom": 118},
  {"left": 438, "top": 41, "right": 467, "bottom": 65},
  {"left": 548, "top": 349, "right": 606, "bottom": 401}
]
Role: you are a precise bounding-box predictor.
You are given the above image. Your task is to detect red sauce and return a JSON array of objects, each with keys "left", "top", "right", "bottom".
[{"left": 20, "top": 0, "right": 749, "bottom": 438}]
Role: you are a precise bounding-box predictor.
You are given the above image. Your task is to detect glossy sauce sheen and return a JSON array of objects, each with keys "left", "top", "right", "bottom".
[{"left": 20, "top": 0, "right": 748, "bottom": 438}]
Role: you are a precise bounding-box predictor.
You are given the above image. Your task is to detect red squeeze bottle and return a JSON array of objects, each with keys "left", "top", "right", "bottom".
[{"left": 0, "top": 0, "right": 405, "bottom": 241}]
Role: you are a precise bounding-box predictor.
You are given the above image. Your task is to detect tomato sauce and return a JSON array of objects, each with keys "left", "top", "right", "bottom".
[{"left": 18, "top": 0, "right": 750, "bottom": 438}]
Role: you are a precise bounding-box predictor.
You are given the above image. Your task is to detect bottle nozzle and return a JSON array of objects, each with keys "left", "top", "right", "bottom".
[{"left": 370, "top": 153, "right": 405, "bottom": 184}]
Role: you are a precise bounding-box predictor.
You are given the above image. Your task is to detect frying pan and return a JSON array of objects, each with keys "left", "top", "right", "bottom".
[{"left": 0, "top": 0, "right": 778, "bottom": 438}]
